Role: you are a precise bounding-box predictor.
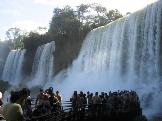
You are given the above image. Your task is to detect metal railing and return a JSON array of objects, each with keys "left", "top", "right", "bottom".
[{"left": 26, "top": 101, "right": 141, "bottom": 121}]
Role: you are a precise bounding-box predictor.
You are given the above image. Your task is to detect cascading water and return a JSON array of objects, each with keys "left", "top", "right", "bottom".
[
  {"left": 28, "top": 41, "right": 55, "bottom": 87},
  {"left": 74, "top": 2, "right": 161, "bottom": 83},
  {"left": 31, "top": 44, "right": 44, "bottom": 78},
  {"left": 47, "top": 1, "right": 162, "bottom": 119},
  {"left": 0, "top": 44, "right": 10, "bottom": 79},
  {"left": 1, "top": 49, "right": 26, "bottom": 86}
]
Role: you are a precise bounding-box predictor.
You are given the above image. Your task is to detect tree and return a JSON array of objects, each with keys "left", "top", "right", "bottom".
[
  {"left": 106, "top": 9, "right": 123, "bottom": 23},
  {"left": 75, "top": 3, "right": 123, "bottom": 28},
  {"left": 91, "top": 3, "right": 107, "bottom": 16},
  {"left": 49, "top": 6, "right": 85, "bottom": 74},
  {"left": 49, "top": 6, "right": 79, "bottom": 35},
  {"left": 77, "top": 4, "right": 89, "bottom": 23},
  {"left": 48, "top": 4, "right": 123, "bottom": 74},
  {"left": 22, "top": 32, "right": 51, "bottom": 75},
  {"left": 1, "top": 4, "right": 124, "bottom": 76},
  {"left": 5, "top": 27, "right": 26, "bottom": 49},
  {"left": 6, "top": 27, "right": 21, "bottom": 42}
]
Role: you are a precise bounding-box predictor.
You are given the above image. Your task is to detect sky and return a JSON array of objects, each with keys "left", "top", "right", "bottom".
[{"left": 0, "top": 0, "right": 157, "bottom": 41}]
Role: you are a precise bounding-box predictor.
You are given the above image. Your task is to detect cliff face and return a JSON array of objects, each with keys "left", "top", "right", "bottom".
[
  {"left": 54, "top": 43, "right": 79, "bottom": 75},
  {"left": 54, "top": 35, "right": 84, "bottom": 75},
  {"left": 21, "top": 5, "right": 123, "bottom": 77},
  {"left": 21, "top": 30, "right": 88, "bottom": 79}
]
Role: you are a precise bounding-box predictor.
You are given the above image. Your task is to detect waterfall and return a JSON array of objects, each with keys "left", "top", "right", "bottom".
[
  {"left": 28, "top": 41, "right": 55, "bottom": 87},
  {"left": 31, "top": 44, "right": 44, "bottom": 78},
  {"left": 0, "top": 44, "right": 10, "bottom": 79},
  {"left": 73, "top": 1, "right": 162, "bottom": 83},
  {"left": 48, "top": 1, "right": 162, "bottom": 118},
  {"left": 1, "top": 49, "right": 26, "bottom": 86}
]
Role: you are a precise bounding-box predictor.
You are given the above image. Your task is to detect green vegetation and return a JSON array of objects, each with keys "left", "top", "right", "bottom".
[
  {"left": 22, "top": 32, "right": 51, "bottom": 75},
  {"left": 1, "top": 3, "right": 123, "bottom": 75},
  {"left": 133, "top": 115, "right": 148, "bottom": 121}
]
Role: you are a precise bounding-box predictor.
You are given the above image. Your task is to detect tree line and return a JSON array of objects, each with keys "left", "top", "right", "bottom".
[{"left": 0, "top": 3, "right": 123, "bottom": 75}]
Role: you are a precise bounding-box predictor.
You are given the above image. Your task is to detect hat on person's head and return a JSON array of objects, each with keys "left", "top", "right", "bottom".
[{"left": 0, "top": 91, "right": 2, "bottom": 99}]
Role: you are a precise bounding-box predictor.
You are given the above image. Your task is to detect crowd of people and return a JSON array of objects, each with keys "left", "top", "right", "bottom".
[
  {"left": 70, "top": 90, "right": 142, "bottom": 120},
  {"left": 0, "top": 87, "right": 62, "bottom": 121},
  {"left": 0, "top": 87, "right": 143, "bottom": 121}
]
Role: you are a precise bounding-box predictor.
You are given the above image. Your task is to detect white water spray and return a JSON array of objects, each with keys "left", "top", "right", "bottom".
[
  {"left": 47, "top": 1, "right": 162, "bottom": 118},
  {"left": 0, "top": 44, "right": 10, "bottom": 79},
  {"left": 28, "top": 41, "right": 55, "bottom": 87},
  {"left": 1, "top": 49, "right": 26, "bottom": 86}
]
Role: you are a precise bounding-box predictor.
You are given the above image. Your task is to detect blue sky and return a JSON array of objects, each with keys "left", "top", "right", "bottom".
[{"left": 0, "top": 0, "right": 157, "bottom": 41}]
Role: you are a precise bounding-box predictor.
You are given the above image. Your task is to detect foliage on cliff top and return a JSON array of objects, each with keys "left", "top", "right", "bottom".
[{"left": 2, "top": 3, "right": 123, "bottom": 75}]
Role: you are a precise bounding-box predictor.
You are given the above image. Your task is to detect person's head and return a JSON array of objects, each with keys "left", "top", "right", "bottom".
[
  {"left": 87, "top": 91, "right": 90, "bottom": 95},
  {"left": 90, "top": 93, "right": 93, "bottom": 97},
  {"left": 74, "top": 91, "right": 77, "bottom": 96},
  {"left": 56, "top": 91, "right": 59, "bottom": 95},
  {"left": 48, "top": 87, "right": 53, "bottom": 94},
  {"left": 84, "top": 94, "right": 86, "bottom": 97},
  {"left": 49, "top": 87, "right": 53, "bottom": 91},
  {"left": 101, "top": 92, "right": 104, "bottom": 96},
  {"left": 95, "top": 92, "right": 98, "bottom": 96},
  {"left": 40, "top": 89, "right": 44, "bottom": 94},
  {"left": 80, "top": 91, "right": 83, "bottom": 95},
  {"left": 20, "top": 88, "right": 29, "bottom": 99},
  {"left": 10, "top": 91, "right": 21, "bottom": 103}
]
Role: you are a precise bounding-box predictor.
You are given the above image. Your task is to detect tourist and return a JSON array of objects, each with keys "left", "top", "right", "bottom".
[
  {"left": 0, "top": 92, "right": 5, "bottom": 121},
  {"left": 71, "top": 91, "right": 81, "bottom": 111},
  {"left": 23, "top": 94, "right": 32, "bottom": 119},
  {"left": 87, "top": 93, "right": 93, "bottom": 112},
  {"left": 47, "top": 87, "right": 59, "bottom": 112},
  {"left": 56, "top": 91, "right": 61, "bottom": 103},
  {"left": 20, "top": 88, "right": 32, "bottom": 118},
  {"left": 56, "top": 91, "right": 62, "bottom": 110},
  {"left": 3, "top": 91, "right": 24, "bottom": 121},
  {"left": 0, "top": 92, "right": 3, "bottom": 114},
  {"left": 41, "top": 94, "right": 51, "bottom": 114},
  {"left": 92, "top": 92, "right": 102, "bottom": 105},
  {"left": 0, "top": 86, "right": 143, "bottom": 121},
  {"left": 35, "top": 89, "right": 44, "bottom": 108},
  {"left": 92, "top": 92, "right": 102, "bottom": 117}
]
